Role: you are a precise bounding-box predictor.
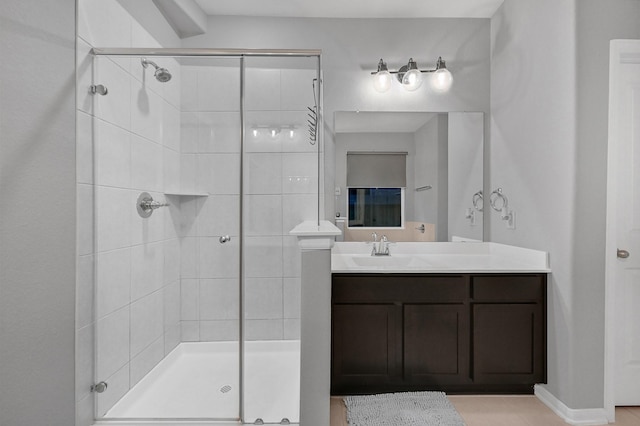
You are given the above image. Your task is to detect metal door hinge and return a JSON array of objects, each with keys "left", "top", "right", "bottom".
[{"left": 91, "top": 381, "right": 108, "bottom": 393}]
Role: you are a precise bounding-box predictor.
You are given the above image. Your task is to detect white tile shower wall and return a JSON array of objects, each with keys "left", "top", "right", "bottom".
[
  {"left": 179, "top": 64, "right": 240, "bottom": 342},
  {"left": 75, "top": 0, "right": 182, "bottom": 420},
  {"left": 179, "top": 65, "right": 317, "bottom": 342}
]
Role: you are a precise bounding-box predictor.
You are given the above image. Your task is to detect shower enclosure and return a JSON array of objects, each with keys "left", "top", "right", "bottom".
[{"left": 86, "top": 48, "right": 322, "bottom": 424}]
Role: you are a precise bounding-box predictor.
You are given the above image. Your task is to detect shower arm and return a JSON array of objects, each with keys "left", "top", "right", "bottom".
[{"left": 141, "top": 58, "right": 159, "bottom": 70}]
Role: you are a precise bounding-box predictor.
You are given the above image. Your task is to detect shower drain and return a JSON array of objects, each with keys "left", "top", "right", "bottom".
[{"left": 220, "top": 385, "right": 232, "bottom": 393}]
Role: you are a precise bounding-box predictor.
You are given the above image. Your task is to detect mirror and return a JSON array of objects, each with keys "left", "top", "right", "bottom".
[{"left": 334, "top": 111, "right": 484, "bottom": 242}]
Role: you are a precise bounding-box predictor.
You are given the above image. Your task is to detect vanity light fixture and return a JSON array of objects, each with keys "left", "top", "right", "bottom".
[{"left": 371, "top": 57, "right": 453, "bottom": 93}]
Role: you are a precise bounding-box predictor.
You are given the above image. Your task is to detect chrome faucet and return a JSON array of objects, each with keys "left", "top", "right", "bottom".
[
  {"left": 379, "top": 235, "right": 389, "bottom": 256},
  {"left": 370, "top": 232, "right": 379, "bottom": 255},
  {"left": 371, "top": 234, "right": 390, "bottom": 256}
]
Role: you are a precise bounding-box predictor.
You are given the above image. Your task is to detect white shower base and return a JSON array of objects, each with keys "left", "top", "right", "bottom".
[{"left": 99, "top": 340, "right": 300, "bottom": 425}]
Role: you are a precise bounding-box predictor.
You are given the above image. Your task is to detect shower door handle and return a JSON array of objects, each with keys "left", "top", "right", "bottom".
[
  {"left": 219, "top": 235, "right": 231, "bottom": 244},
  {"left": 617, "top": 248, "right": 630, "bottom": 259}
]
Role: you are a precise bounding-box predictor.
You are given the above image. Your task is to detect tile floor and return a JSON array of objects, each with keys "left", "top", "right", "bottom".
[{"left": 330, "top": 395, "right": 640, "bottom": 426}]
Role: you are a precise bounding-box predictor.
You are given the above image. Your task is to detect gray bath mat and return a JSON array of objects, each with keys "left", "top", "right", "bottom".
[{"left": 343, "top": 391, "right": 465, "bottom": 426}]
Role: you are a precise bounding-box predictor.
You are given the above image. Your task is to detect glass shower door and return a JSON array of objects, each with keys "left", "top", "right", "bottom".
[
  {"left": 87, "top": 50, "right": 322, "bottom": 424},
  {"left": 241, "top": 56, "right": 320, "bottom": 424},
  {"left": 90, "top": 54, "right": 242, "bottom": 422},
  {"left": 177, "top": 57, "right": 242, "bottom": 421}
]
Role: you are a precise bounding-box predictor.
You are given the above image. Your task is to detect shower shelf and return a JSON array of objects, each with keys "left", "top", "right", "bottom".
[{"left": 164, "top": 191, "right": 208, "bottom": 197}]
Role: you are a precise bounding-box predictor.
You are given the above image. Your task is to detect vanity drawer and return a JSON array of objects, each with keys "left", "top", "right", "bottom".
[
  {"left": 332, "top": 274, "right": 468, "bottom": 303},
  {"left": 472, "top": 275, "right": 545, "bottom": 302}
]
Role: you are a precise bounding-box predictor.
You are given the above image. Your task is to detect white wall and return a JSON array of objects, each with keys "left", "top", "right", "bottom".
[
  {"left": 448, "top": 112, "right": 483, "bottom": 241},
  {"left": 0, "top": 1, "right": 76, "bottom": 425},
  {"left": 414, "top": 114, "right": 449, "bottom": 240},
  {"left": 490, "top": 0, "right": 579, "bottom": 408},
  {"left": 491, "top": 0, "right": 640, "bottom": 411},
  {"left": 181, "top": 16, "right": 491, "bottom": 219},
  {"left": 573, "top": 0, "right": 640, "bottom": 409}
]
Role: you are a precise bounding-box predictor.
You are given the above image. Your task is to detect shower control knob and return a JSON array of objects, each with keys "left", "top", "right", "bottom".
[
  {"left": 137, "top": 192, "right": 169, "bottom": 218},
  {"left": 219, "top": 235, "right": 231, "bottom": 244}
]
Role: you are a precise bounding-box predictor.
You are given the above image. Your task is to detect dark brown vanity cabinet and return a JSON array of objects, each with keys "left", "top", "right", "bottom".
[
  {"left": 471, "top": 276, "right": 547, "bottom": 391},
  {"left": 331, "top": 273, "right": 547, "bottom": 395}
]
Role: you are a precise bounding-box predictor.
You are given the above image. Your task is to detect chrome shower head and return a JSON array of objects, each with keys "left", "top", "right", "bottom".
[
  {"left": 154, "top": 67, "right": 172, "bottom": 83},
  {"left": 141, "top": 58, "right": 172, "bottom": 83}
]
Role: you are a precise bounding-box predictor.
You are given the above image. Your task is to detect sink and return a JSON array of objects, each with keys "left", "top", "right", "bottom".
[
  {"left": 331, "top": 242, "right": 551, "bottom": 273},
  {"left": 351, "top": 255, "right": 429, "bottom": 268}
]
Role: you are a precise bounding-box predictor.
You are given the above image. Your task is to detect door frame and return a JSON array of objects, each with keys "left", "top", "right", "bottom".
[{"left": 604, "top": 39, "right": 640, "bottom": 422}]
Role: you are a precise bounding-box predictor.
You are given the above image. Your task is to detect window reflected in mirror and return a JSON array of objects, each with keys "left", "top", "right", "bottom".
[{"left": 348, "top": 187, "right": 403, "bottom": 228}]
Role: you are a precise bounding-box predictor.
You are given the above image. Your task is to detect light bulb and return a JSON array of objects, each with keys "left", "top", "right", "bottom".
[
  {"left": 402, "top": 69, "right": 423, "bottom": 91},
  {"left": 270, "top": 129, "right": 277, "bottom": 138},
  {"left": 372, "top": 58, "right": 392, "bottom": 93},
  {"left": 252, "top": 129, "right": 258, "bottom": 137},
  {"left": 373, "top": 70, "right": 392, "bottom": 93},
  {"left": 289, "top": 129, "right": 295, "bottom": 138},
  {"left": 431, "top": 68, "right": 453, "bottom": 93}
]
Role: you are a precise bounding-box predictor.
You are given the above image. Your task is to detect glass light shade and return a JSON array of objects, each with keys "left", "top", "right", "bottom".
[
  {"left": 373, "top": 70, "right": 392, "bottom": 93},
  {"left": 431, "top": 68, "right": 453, "bottom": 92},
  {"left": 402, "top": 69, "right": 423, "bottom": 91}
]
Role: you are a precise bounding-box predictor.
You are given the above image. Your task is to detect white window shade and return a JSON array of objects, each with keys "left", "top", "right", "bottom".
[{"left": 347, "top": 152, "right": 407, "bottom": 187}]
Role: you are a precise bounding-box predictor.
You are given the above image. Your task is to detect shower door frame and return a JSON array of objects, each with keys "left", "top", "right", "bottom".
[{"left": 90, "top": 47, "right": 323, "bottom": 424}]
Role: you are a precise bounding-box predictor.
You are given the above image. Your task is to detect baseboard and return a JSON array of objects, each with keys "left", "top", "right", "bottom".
[{"left": 534, "top": 384, "right": 610, "bottom": 425}]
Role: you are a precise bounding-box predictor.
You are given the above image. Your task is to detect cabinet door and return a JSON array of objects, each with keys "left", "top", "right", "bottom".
[
  {"left": 473, "top": 303, "right": 545, "bottom": 386},
  {"left": 404, "top": 304, "right": 470, "bottom": 386},
  {"left": 331, "top": 303, "right": 401, "bottom": 394}
]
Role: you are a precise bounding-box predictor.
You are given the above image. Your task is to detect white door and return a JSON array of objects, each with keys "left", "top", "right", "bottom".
[{"left": 607, "top": 39, "right": 640, "bottom": 406}]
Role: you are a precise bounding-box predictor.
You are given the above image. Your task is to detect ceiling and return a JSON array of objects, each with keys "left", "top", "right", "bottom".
[{"left": 194, "top": 0, "right": 504, "bottom": 19}]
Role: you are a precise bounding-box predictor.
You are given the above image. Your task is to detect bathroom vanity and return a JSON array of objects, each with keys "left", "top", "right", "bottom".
[{"left": 330, "top": 242, "right": 550, "bottom": 395}]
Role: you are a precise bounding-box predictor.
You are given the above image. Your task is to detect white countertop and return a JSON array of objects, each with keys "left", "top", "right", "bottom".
[
  {"left": 290, "top": 220, "right": 342, "bottom": 237},
  {"left": 331, "top": 242, "right": 550, "bottom": 273}
]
